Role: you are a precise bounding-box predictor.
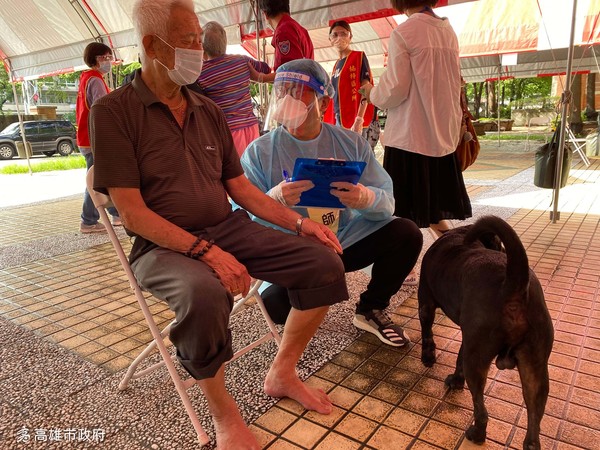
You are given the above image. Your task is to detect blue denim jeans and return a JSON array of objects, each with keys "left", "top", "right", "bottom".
[{"left": 81, "top": 151, "right": 118, "bottom": 225}]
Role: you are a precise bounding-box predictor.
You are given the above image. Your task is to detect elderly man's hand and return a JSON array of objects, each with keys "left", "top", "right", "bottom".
[
  {"left": 202, "top": 245, "right": 251, "bottom": 296},
  {"left": 298, "top": 219, "right": 343, "bottom": 254},
  {"left": 330, "top": 182, "right": 375, "bottom": 210},
  {"left": 269, "top": 179, "right": 314, "bottom": 206}
]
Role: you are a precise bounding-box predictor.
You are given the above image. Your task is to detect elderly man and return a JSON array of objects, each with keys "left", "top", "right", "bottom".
[
  {"left": 90, "top": 1, "right": 348, "bottom": 449},
  {"left": 242, "top": 59, "right": 423, "bottom": 348}
]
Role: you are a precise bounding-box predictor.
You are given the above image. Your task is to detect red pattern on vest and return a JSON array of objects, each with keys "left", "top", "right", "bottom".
[
  {"left": 76, "top": 69, "right": 109, "bottom": 147},
  {"left": 323, "top": 51, "right": 374, "bottom": 129}
]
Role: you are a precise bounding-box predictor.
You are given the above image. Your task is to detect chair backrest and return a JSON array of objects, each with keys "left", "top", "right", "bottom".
[{"left": 85, "top": 166, "right": 113, "bottom": 209}]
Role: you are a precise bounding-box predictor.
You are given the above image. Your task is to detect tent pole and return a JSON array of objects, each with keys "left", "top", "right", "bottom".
[
  {"left": 497, "top": 61, "right": 501, "bottom": 147},
  {"left": 551, "top": 0, "right": 578, "bottom": 223},
  {"left": 9, "top": 68, "right": 33, "bottom": 175},
  {"left": 252, "top": 0, "right": 267, "bottom": 127}
]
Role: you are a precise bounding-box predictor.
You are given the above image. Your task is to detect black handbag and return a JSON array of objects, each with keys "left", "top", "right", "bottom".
[{"left": 533, "top": 130, "right": 573, "bottom": 189}]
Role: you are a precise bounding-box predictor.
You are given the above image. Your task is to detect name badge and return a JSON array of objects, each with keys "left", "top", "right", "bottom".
[{"left": 306, "top": 208, "right": 341, "bottom": 234}]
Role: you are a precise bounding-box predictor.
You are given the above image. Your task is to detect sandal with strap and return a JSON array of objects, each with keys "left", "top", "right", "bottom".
[{"left": 403, "top": 271, "right": 418, "bottom": 286}]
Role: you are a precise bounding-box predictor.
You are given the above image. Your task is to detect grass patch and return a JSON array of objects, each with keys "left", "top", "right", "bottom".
[
  {"left": 0, "top": 155, "right": 86, "bottom": 174},
  {"left": 479, "top": 133, "right": 548, "bottom": 141}
]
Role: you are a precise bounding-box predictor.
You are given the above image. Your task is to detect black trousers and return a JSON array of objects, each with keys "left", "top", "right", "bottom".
[{"left": 263, "top": 217, "right": 423, "bottom": 324}]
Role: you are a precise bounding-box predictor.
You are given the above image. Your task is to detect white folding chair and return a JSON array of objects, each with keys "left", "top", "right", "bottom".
[
  {"left": 566, "top": 125, "right": 591, "bottom": 167},
  {"left": 526, "top": 116, "right": 551, "bottom": 150},
  {"left": 86, "top": 166, "right": 281, "bottom": 446}
]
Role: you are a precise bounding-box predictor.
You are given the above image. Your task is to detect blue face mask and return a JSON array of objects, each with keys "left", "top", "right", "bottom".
[{"left": 98, "top": 61, "right": 112, "bottom": 74}]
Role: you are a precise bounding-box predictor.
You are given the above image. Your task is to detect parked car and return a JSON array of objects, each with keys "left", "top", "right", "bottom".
[{"left": 0, "top": 120, "right": 78, "bottom": 160}]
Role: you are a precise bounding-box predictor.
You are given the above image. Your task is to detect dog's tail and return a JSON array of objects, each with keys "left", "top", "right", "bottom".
[
  {"left": 464, "top": 215, "right": 529, "bottom": 294},
  {"left": 464, "top": 216, "right": 530, "bottom": 354}
]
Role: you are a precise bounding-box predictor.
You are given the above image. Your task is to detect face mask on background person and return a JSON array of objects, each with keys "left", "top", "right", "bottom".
[
  {"left": 155, "top": 35, "right": 204, "bottom": 85},
  {"left": 98, "top": 61, "right": 112, "bottom": 74},
  {"left": 329, "top": 30, "right": 351, "bottom": 49},
  {"left": 272, "top": 94, "right": 313, "bottom": 130},
  {"left": 330, "top": 35, "right": 350, "bottom": 50}
]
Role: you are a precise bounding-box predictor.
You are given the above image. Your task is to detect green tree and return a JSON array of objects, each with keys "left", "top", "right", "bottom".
[
  {"left": 43, "top": 72, "right": 81, "bottom": 103},
  {"left": 0, "top": 66, "right": 22, "bottom": 114},
  {"left": 465, "top": 77, "right": 553, "bottom": 119}
]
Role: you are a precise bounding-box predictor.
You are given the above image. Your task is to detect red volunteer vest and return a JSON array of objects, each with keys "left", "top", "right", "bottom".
[
  {"left": 76, "top": 69, "right": 109, "bottom": 147},
  {"left": 324, "top": 51, "right": 374, "bottom": 129}
]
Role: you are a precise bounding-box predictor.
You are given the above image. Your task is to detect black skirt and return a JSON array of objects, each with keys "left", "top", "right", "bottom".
[{"left": 383, "top": 146, "right": 472, "bottom": 228}]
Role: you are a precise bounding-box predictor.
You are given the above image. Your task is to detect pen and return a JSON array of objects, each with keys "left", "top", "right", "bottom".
[{"left": 282, "top": 170, "right": 291, "bottom": 182}]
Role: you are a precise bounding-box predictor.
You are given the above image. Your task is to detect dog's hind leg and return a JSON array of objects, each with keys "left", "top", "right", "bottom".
[
  {"left": 445, "top": 344, "right": 465, "bottom": 389},
  {"left": 418, "top": 284, "right": 437, "bottom": 367},
  {"left": 517, "top": 349, "right": 550, "bottom": 450},
  {"left": 463, "top": 351, "right": 494, "bottom": 444}
]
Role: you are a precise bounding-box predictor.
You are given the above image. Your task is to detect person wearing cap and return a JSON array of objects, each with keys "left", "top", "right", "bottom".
[
  {"left": 91, "top": 2, "right": 349, "bottom": 447},
  {"left": 254, "top": 0, "right": 314, "bottom": 84},
  {"left": 323, "top": 20, "right": 377, "bottom": 139},
  {"left": 241, "top": 59, "right": 423, "bottom": 348}
]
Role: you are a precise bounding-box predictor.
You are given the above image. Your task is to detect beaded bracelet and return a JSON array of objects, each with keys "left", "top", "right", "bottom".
[
  {"left": 184, "top": 236, "right": 202, "bottom": 257},
  {"left": 191, "top": 239, "right": 215, "bottom": 260}
]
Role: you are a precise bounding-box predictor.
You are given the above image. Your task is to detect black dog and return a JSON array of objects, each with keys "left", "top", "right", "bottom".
[{"left": 418, "top": 216, "right": 553, "bottom": 450}]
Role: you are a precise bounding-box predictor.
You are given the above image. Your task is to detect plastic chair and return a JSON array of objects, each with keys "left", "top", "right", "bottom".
[
  {"left": 566, "top": 125, "right": 591, "bottom": 167},
  {"left": 85, "top": 166, "right": 281, "bottom": 446},
  {"left": 526, "top": 116, "right": 551, "bottom": 150}
]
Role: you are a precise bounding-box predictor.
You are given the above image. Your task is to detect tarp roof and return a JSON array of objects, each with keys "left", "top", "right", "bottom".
[{"left": 1, "top": 0, "right": 599, "bottom": 82}]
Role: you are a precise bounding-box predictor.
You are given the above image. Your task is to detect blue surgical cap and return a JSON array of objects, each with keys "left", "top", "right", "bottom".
[{"left": 275, "top": 59, "right": 335, "bottom": 98}]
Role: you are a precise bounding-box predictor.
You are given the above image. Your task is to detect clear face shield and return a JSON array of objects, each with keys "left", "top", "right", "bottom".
[{"left": 263, "top": 72, "right": 322, "bottom": 132}]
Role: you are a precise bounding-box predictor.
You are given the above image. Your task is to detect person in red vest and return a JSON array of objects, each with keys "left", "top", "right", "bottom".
[
  {"left": 323, "top": 21, "right": 376, "bottom": 138},
  {"left": 76, "top": 42, "right": 120, "bottom": 233},
  {"left": 324, "top": 20, "right": 416, "bottom": 285}
]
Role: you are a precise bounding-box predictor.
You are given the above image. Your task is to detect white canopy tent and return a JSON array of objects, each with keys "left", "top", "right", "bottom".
[
  {"left": 1, "top": 0, "right": 598, "bottom": 83},
  {"left": 0, "top": 0, "right": 597, "bottom": 219}
]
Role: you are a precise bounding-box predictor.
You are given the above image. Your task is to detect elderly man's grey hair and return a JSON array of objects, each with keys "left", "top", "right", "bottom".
[
  {"left": 132, "top": 0, "right": 195, "bottom": 64},
  {"left": 202, "top": 21, "right": 228, "bottom": 58}
]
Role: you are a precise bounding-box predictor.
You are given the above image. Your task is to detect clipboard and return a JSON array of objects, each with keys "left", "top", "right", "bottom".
[{"left": 291, "top": 158, "right": 367, "bottom": 208}]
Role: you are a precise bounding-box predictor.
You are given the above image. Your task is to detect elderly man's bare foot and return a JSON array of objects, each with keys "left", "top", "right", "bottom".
[
  {"left": 213, "top": 411, "right": 260, "bottom": 450},
  {"left": 264, "top": 372, "right": 332, "bottom": 414}
]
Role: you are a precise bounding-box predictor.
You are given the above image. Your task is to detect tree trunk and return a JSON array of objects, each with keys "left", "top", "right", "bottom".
[
  {"left": 484, "top": 82, "right": 489, "bottom": 117},
  {"left": 570, "top": 74, "right": 583, "bottom": 133},
  {"left": 585, "top": 73, "right": 597, "bottom": 120},
  {"left": 487, "top": 80, "right": 497, "bottom": 118},
  {"left": 473, "top": 82, "right": 484, "bottom": 120}
]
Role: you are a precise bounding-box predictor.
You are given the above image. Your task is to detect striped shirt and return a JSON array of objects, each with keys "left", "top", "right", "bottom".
[{"left": 197, "top": 54, "right": 270, "bottom": 132}]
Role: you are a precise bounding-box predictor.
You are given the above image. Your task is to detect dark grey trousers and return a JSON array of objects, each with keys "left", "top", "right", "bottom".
[{"left": 131, "top": 209, "right": 348, "bottom": 380}]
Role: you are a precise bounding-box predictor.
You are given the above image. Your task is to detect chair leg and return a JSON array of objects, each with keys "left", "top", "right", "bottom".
[
  {"left": 575, "top": 145, "right": 591, "bottom": 167},
  {"left": 230, "top": 280, "right": 282, "bottom": 360},
  {"left": 117, "top": 278, "right": 281, "bottom": 446},
  {"left": 118, "top": 321, "right": 174, "bottom": 390}
]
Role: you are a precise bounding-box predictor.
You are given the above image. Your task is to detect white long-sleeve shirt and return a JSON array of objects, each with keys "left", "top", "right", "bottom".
[{"left": 370, "top": 12, "right": 462, "bottom": 157}]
